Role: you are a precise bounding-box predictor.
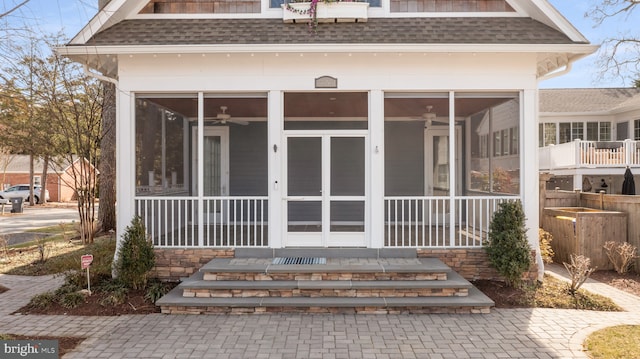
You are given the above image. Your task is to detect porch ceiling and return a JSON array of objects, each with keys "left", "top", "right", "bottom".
[{"left": 144, "top": 93, "right": 511, "bottom": 120}]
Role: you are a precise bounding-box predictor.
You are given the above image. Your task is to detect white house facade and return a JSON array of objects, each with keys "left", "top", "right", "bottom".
[
  {"left": 60, "top": 0, "right": 596, "bottom": 281},
  {"left": 539, "top": 88, "right": 640, "bottom": 192}
]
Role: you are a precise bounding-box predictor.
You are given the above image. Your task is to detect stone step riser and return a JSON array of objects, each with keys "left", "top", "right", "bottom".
[
  {"left": 161, "top": 305, "right": 491, "bottom": 315},
  {"left": 203, "top": 272, "right": 448, "bottom": 281},
  {"left": 183, "top": 288, "right": 469, "bottom": 298}
]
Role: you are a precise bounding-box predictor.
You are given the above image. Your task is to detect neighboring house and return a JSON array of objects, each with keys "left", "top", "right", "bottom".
[
  {"left": 0, "top": 155, "right": 97, "bottom": 202},
  {"left": 539, "top": 88, "right": 640, "bottom": 193},
  {"left": 60, "top": 0, "right": 595, "bottom": 303}
]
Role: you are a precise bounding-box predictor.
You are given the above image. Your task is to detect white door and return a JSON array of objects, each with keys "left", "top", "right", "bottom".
[
  {"left": 193, "top": 127, "right": 229, "bottom": 222},
  {"left": 425, "top": 127, "right": 461, "bottom": 222},
  {"left": 284, "top": 133, "right": 367, "bottom": 247}
]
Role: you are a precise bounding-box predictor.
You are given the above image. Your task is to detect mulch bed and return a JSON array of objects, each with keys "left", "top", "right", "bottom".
[
  {"left": 18, "top": 289, "right": 160, "bottom": 316},
  {"left": 590, "top": 270, "right": 640, "bottom": 297}
]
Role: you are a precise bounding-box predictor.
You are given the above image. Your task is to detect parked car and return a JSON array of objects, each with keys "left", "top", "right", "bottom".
[{"left": 0, "top": 184, "right": 50, "bottom": 204}]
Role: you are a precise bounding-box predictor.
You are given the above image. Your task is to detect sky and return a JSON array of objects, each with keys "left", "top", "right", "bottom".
[{"left": 2, "top": 0, "right": 638, "bottom": 89}]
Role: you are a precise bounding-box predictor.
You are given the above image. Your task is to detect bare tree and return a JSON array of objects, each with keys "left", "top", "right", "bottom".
[
  {"left": 0, "top": 0, "right": 30, "bottom": 19},
  {"left": 37, "top": 46, "right": 104, "bottom": 243},
  {"left": 98, "top": 81, "right": 116, "bottom": 232},
  {"left": 588, "top": 1, "right": 640, "bottom": 83}
]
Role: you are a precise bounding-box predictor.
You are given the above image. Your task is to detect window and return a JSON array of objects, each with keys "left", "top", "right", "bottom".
[
  {"left": 599, "top": 122, "right": 611, "bottom": 141},
  {"left": 587, "top": 122, "right": 598, "bottom": 141},
  {"left": 634, "top": 119, "right": 640, "bottom": 140},
  {"left": 479, "top": 134, "right": 488, "bottom": 158},
  {"left": 510, "top": 127, "right": 518, "bottom": 155},
  {"left": 572, "top": 122, "right": 584, "bottom": 141},
  {"left": 493, "top": 131, "right": 501, "bottom": 157},
  {"left": 539, "top": 123, "right": 556, "bottom": 147},
  {"left": 559, "top": 122, "right": 584, "bottom": 143},
  {"left": 273, "top": 0, "right": 381, "bottom": 8},
  {"left": 33, "top": 176, "right": 41, "bottom": 186},
  {"left": 501, "top": 129, "right": 509, "bottom": 155}
]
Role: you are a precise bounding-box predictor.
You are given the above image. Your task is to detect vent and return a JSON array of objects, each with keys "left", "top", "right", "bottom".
[{"left": 272, "top": 257, "right": 327, "bottom": 265}]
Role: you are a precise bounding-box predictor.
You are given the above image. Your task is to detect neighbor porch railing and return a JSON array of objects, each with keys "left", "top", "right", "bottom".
[
  {"left": 539, "top": 139, "right": 640, "bottom": 170},
  {"left": 135, "top": 196, "right": 269, "bottom": 248},
  {"left": 384, "top": 196, "right": 518, "bottom": 248}
]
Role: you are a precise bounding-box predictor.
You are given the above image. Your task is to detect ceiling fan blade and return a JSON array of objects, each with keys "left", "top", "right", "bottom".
[{"left": 229, "top": 119, "right": 249, "bottom": 125}]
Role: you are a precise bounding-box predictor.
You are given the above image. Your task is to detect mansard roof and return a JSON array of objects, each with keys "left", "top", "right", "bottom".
[{"left": 80, "top": 17, "right": 579, "bottom": 46}]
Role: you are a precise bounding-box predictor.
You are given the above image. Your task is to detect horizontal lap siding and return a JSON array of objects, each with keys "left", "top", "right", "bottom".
[
  {"left": 140, "top": 0, "right": 260, "bottom": 14},
  {"left": 391, "top": 0, "right": 514, "bottom": 13}
]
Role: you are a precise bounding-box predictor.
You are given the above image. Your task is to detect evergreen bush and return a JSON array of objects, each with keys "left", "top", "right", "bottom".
[
  {"left": 486, "top": 200, "right": 531, "bottom": 287},
  {"left": 115, "top": 216, "right": 155, "bottom": 290}
]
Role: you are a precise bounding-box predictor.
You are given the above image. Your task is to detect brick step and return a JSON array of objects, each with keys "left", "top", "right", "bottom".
[
  {"left": 200, "top": 257, "right": 451, "bottom": 281},
  {"left": 157, "top": 287, "right": 494, "bottom": 314},
  {"left": 180, "top": 271, "right": 471, "bottom": 298}
]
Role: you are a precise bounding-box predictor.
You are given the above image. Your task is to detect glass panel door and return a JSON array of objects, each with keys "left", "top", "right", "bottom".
[
  {"left": 286, "top": 136, "right": 323, "bottom": 246},
  {"left": 285, "top": 133, "right": 367, "bottom": 247}
]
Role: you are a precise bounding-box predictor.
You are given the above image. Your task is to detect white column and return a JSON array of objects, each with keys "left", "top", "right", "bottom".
[
  {"left": 268, "top": 90, "right": 283, "bottom": 248},
  {"left": 197, "top": 92, "right": 204, "bottom": 247},
  {"left": 369, "top": 90, "right": 384, "bottom": 248},
  {"left": 448, "top": 91, "right": 456, "bottom": 247},
  {"left": 523, "top": 89, "right": 542, "bottom": 280},
  {"left": 116, "top": 89, "right": 133, "bottom": 247}
]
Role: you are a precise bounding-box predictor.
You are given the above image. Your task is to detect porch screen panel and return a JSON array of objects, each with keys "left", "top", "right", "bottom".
[
  {"left": 203, "top": 136, "right": 221, "bottom": 196},
  {"left": 135, "top": 94, "right": 195, "bottom": 244},
  {"left": 135, "top": 95, "right": 191, "bottom": 197},
  {"left": 287, "top": 137, "right": 322, "bottom": 228},
  {"left": 464, "top": 94, "right": 519, "bottom": 196}
]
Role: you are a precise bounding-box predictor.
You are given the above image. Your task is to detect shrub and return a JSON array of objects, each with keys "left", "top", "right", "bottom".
[
  {"left": 603, "top": 241, "right": 638, "bottom": 274},
  {"left": 564, "top": 254, "right": 595, "bottom": 296},
  {"left": 59, "top": 291, "right": 85, "bottom": 309},
  {"left": 485, "top": 200, "right": 531, "bottom": 287},
  {"left": 145, "top": 279, "right": 172, "bottom": 304},
  {"left": 115, "top": 216, "right": 155, "bottom": 290},
  {"left": 97, "top": 279, "right": 128, "bottom": 306},
  {"left": 28, "top": 292, "right": 57, "bottom": 309},
  {"left": 539, "top": 228, "right": 555, "bottom": 264}
]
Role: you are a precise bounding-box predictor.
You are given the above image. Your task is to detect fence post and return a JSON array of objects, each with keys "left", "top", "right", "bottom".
[{"left": 540, "top": 173, "right": 552, "bottom": 228}]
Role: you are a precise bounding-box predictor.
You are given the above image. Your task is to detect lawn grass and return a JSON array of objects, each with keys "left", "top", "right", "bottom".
[
  {"left": 2, "top": 235, "right": 116, "bottom": 276},
  {"left": 584, "top": 325, "right": 640, "bottom": 359}
]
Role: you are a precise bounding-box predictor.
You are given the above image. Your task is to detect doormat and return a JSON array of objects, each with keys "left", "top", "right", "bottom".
[{"left": 272, "top": 257, "right": 327, "bottom": 265}]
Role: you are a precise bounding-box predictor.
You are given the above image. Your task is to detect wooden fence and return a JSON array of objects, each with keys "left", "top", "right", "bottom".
[{"left": 541, "top": 185, "right": 640, "bottom": 272}]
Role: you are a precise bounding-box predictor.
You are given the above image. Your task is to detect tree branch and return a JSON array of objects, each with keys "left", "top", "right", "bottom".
[{"left": 0, "top": 0, "right": 30, "bottom": 19}]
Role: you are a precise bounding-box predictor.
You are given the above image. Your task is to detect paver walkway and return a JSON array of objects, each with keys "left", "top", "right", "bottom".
[{"left": 1, "top": 264, "right": 639, "bottom": 358}]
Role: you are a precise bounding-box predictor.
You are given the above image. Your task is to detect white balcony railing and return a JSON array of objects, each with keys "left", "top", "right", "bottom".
[
  {"left": 539, "top": 139, "right": 640, "bottom": 170},
  {"left": 135, "top": 196, "right": 268, "bottom": 248},
  {"left": 384, "top": 196, "right": 517, "bottom": 248}
]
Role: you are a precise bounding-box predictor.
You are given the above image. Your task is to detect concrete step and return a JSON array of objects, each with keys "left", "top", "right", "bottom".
[
  {"left": 179, "top": 271, "right": 472, "bottom": 298},
  {"left": 157, "top": 287, "right": 494, "bottom": 314},
  {"left": 200, "top": 257, "right": 451, "bottom": 281}
]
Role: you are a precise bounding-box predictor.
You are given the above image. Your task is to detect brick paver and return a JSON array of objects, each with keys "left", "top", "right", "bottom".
[{"left": 1, "top": 265, "right": 639, "bottom": 358}]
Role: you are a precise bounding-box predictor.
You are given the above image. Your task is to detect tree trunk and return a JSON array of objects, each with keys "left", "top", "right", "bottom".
[
  {"left": 29, "top": 154, "right": 34, "bottom": 205},
  {"left": 41, "top": 155, "right": 49, "bottom": 204},
  {"left": 98, "top": 81, "right": 116, "bottom": 232}
]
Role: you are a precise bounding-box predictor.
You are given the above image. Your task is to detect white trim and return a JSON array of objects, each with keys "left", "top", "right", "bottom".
[
  {"left": 370, "top": 90, "right": 384, "bottom": 248},
  {"left": 268, "top": 90, "right": 283, "bottom": 248},
  {"left": 283, "top": 131, "right": 368, "bottom": 247},
  {"left": 57, "top": 44, "right": 599, "bottom": 56}
]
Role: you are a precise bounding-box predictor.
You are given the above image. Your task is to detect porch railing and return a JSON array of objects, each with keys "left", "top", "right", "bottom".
[
  {"left": 384, "top": 196, "right": 518, "bottom": 248},
  {"left": 135, "top": 196, "right": 268, "bottom": 248},
  {"left": 539, "top": 139, "right": 640, "bottom": 170}
]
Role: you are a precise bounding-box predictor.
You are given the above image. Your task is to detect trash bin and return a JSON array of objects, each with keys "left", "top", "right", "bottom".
[{"left": 10, "top": 197, "right": 23, "bottom": 213}]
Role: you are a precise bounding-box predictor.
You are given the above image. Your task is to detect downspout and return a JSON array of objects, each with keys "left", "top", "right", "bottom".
[
  {"left": 83, "top": 64, "right": 119, "bottom": 277},
  {"left": 534, "top": 61, "right": 575, "bottom": 282}
]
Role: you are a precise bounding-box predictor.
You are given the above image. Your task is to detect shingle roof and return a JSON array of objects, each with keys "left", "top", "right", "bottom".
[
  {"left": 540, "top": 88, "right": 640, "bottom": 113},
  {"left": 82, "top": 17, "right": 579, "bottom": 46},
  {"left": 3, "top": 155, "right": 73, "bottom": 173}
]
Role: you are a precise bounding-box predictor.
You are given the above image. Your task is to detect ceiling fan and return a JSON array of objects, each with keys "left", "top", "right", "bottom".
[
  {"left": 204, "top": 106, "right": 249, "bottom": 125},
  {"left": 408, "top": 105, "right": 439, "bottom": 126}
]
